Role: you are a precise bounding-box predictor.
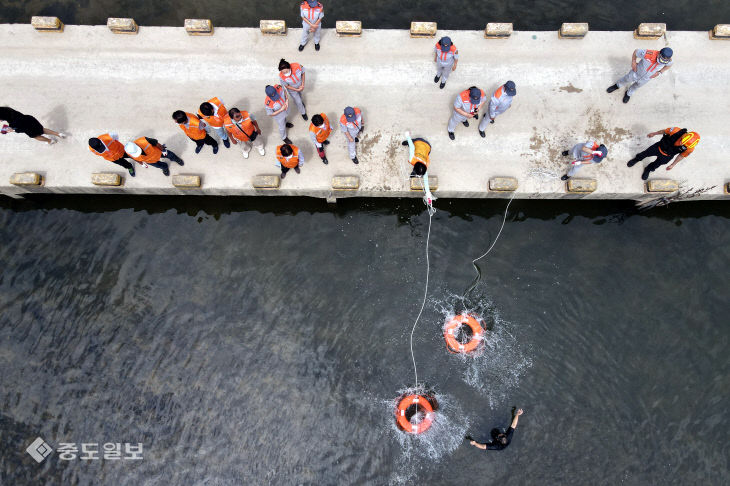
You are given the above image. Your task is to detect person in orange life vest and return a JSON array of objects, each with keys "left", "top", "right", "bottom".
[
  {"left": 309, "top": 113, "right": 331, "bottom": 164},
  {"left": 278, "top": 59, "right": 308, "bottom": 120},
  {"left": 88, "top": 133, "right": 136, "bottom": 177},
  {"left": 124, "top": 137, "right": 183, "bottom": 177},
  {"left": 224, "top": 108, "right": 265, "bottom": 159},
  {"left": 400, "top": 132, "right": 431, "bottom": 177},
  {"left": 607, "top": 47, "right": 673, "bottom": 103},
  {"left": 447, "top": 87, "right": 486, "bottom": 140},
  {"left": 340, "top": 106, "right": 363, "bottom": 164},
  {"left": 627, "top": 127, "right": 700, "bottom": 180},
  {"left": 172, "top": 111, "right": 219, "bottom": 155},
  {"left": 275, "top": 143, "right": 305, "bottom": 179},
  {"left": 198, "top": 97, "right": 230, "bottom": 148},
  {"left": 478, "top": 81, "right": 516, "bottom": 137},
  {"left": 560, "top": 142, "right": 607, "bottom": 181},
  {"left": 299, "top": 0, "right": 324, "bottom": 52},
  {"left": 434, "top": 36, "right": 459, "bottom": 89},
  {"left": 265, "top": 85, "right": 293, "bottom": 144}
]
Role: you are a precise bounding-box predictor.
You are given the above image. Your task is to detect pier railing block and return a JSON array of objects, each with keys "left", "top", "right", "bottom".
[
  {"left": 336, "top": 21, "right": 362, "bottom": 37},
  {"left": 31, "top": 16, "right": 63, "bottom": 32},
  {"left": 410, "top": 176, "right": 438, "bottom": 191},
  {"left": 725, "top": 182, "right": 730, "bottom": 194},
  {"left": 107, "top": 18, "right": 138, "bottom": 34},
  {"left": 634, "top": 23, "right": 666, "bottom": 39},
  {"left": 184, "top": 19, "right": 213, "bottom": 36},
  {"left": 710, "top": 24, "right": 730, "bottom": 40},
  {"left": 484, "top": 23, "right": 513, "bottom": 38},
  {"left": 10, "top": 172, "right": 42, "bottom": 186},
  {"left": 252, "top": 175, "right": 280, "bottom": 189},
  {"left": 567, "top": 178, "right": 597, "bottom": 193},
  {"left": 172, "top": 174, "right": 201, "bottom": 188},
  {"left": 91, "top": 173, "right": 122, "bottom": 186},
  {"left": 260, "top": 20, "right": 287, "bottom": 36},
  {"left": 489, "top": 177, "right": 518, "bottom": 192},
  {"left": 646, "top": 179, "right": 678, "bottom": 193},
  {"left": 559, "top": 23, "right": 589, "bottom": 38},
  {"left": 332, "top": 176, "right": 360, "bottom": 190},
  {"left": 410, "top": 22, "right": 437, "bottom": 38}
]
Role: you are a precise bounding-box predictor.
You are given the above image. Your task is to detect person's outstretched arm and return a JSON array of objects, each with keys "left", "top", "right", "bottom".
[{"left": 511, "top": 408, "right": 524, "bottom": 429}]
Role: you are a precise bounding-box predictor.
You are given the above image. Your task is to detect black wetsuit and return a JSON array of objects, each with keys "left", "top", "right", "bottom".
[{"left": 484, "top": 426, "right": 514, "bottom": 450}]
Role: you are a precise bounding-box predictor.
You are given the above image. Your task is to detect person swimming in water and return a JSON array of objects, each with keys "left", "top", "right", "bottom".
[{"left": 468, "top": 408, "right": 524, "bottom": 451}]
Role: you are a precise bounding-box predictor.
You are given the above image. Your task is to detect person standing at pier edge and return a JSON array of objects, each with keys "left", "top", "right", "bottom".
[
  {"left": 560, "top": 141, "right": 607, "bottom": 181},
  {"left": 278, "top": 59, "right": 308, "bottom": 121},
  {"left": 223, "top": 108, "right": 265, "bottom": 159},
  {"left": 401, "top": 131, "right": 431, "bottom": 177},
  {"left": 0, "top": 107, "right": 66, "bottom": 145},
  {"left": 172, "top": 111, "right": 218, "bottom": 155},
  {"left": 198, "top": 97, "right": 230, "bottom": 148},
  {"left": 88, "top": 133, "right": 136, "bottom": 177},
  {"left": 124, "top": 136, "right": 184, "bottom": 177},
  {"left": 447, "top": 87, "right": 486, "bottom": 140},
  {"left": 309, "top": 113, "right": 331, "bottom": 164},
  {"left": 299, "top": 0, "right": 324, "bottom": 52},
  {"left": 433, "top": 36, "right": 458, "bottom": 89},
  {"left": 478, "top": 81, "right": 516, "bottom": 138},
  {"left": 265, "top": 85, "right": 293, "bottom": 144},
  {"left": 627, "top": 127, "right": 700, "bottom": 180},
  {"left": 275, "top": 143, "right": 305, "bottom": 179},
  {"left": 340, "top": 106, "right": 363, "bottom": 164},
  {"left": 469, "top": 408, "right": 524, "bottom": 451},
  {"left": 607, "top": 47, "right": 673, "bottom": 104}
]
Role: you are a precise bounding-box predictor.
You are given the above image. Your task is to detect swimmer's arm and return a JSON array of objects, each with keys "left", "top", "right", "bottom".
[
  {"left": 511, "top": 408, "right": 524, "bottom": 428},
  {"left": 469, "top": 440, "right": 487, "bottom": 450}
]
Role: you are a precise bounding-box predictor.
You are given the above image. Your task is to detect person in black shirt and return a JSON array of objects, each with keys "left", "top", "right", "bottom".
[
  {"left": 0, "top": 107, "right": 66, "bottom": 144},
  {"left": 470, "top": 408, "right": 523, "bottom": 451}
]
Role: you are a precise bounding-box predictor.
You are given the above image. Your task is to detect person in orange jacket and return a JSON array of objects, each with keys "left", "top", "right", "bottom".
[
  {"left": 124, "top": 137, "right": 183, "bottom": 177},
  {"left": 198, "top": 97, "right": 230, "bottom": 148},
  {"left": 309, "top": 113, "right": 331, "bottom": 164},
  {"left": 627, "top": 127, "right": 700, "bottom": 180},
  {"left": 172, "top": 110, "right": 218, "bottom": 154},
  {"left": 88, "top": 132, "right": 136, "bottom": 177},
  {"left": 224, "top": 108, "right": 265, "bottom": 159},
  {"left": 275, "top": 143, "right": 305, "bottom": 179}
]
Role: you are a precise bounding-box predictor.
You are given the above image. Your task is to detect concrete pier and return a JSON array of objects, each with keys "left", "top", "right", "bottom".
[{"left": 0, "top": 24, "right": 728, "bottom": 201}]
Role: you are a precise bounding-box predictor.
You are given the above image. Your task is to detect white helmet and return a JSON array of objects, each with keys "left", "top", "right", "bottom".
[{"left": 124, "top": 142, "right": 142, "bottom": 158}]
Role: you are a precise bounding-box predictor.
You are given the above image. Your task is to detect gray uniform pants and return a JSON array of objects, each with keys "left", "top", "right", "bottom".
[
  {"left": 616, "top": 70, "right": 651, "bottom": 96},
  {"left": 567, "top": 143, "right": 587, "bottom": 177},
  {"left": 301, "top": 24, "right": 322, "bottom": 45},
  {"left": 271, "top": 108, "right": 290, "bottom": 140},
  {"left": 477, "top": 111, "right": 493, "bottom": 131},
  {"left": 344, "top": 128, "right": 360, "bottom": 158},
  {"left": 447, "top": 111, "right": 468, "bottom": 133},
  {"left": 435, "top": 61, "right": 454, "bottom": 83},
  {"left": 286, "top": 89, "right": 306, "bottom": 115}
]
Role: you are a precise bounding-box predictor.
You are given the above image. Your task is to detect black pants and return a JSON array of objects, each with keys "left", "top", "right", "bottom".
[
  {"left": 110, "top": 157, "right": 134, "bottom": 170},
  {"left": 635, "top": 143, "right": 675, "bottom": 173},
  {"left": 191, "top": 134, "right": 218, "bottom": 149}
]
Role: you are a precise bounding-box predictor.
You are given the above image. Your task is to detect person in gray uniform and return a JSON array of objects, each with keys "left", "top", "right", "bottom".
[
  {"left": 447, "top": 87, "right": 486, "bottom": 140},
  {"left": 434, "top": 36, "right": 459, "bottom": 89},
  {"left": 607, "top": 47, "right": 673, "bottom": 103},
  {"left": 264, "top": 85, "right": 293, "bottom": 144},
  {"left": 478, "top": 81, "right": 516, "bottom": 138},
  {"left": 340, "top": 106, "right": 363, "bottom": 164},
  {"left": 278, "top": 59, "right": 308, "bottom": 121},
  {"left": 299, "top": 0, "right": 324, "bottom": 51},
  {"left": 560, "top": 142, "right": 607, "bottom": 180}
]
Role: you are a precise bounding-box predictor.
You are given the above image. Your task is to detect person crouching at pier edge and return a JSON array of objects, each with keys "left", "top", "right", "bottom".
[
  {"left": 447, "top": 87, "right": 486, "bottom": 141},
  {"left": 401, "top": 132, "right": 430, "bottom": 177},
  {"left": 88, "top": 133, "right": 136, "bottom": 177},
  {"left": 172, "top": 111, "right": 218, "bottom": 155},
  {"left": 198, "top": 97, "right": 230, "bottom": 148},
  {"left": 223, "top": 108, "right": 265, "bottom": 159},
  {"left": 309, "top": 113, "right": 331, "bottom": 164},
  {"left": 560, "top": 141, "right": 607, "bottom": 181},
  {"left": 627, "top": 127, "right": 700, "bottom": 180},
  {"left": 340, "top": 106, "right": 363, "bottom": 164},
  {"left": 124, "top": 137, "right": 184, "bottom": 177},
  {"left": 299, "top": 0, "right": 324, "bottom": 52},
  {"left": 606, "top": 47, "right": 673, "bottom": 104},
  {"left": 434, "top": 36, "right": 458, "bottom": 89},
  {"left": 478, "top": 81, "right": 516, "bottom": 138},
  {"left": 0, "top": 106, "right": 66, "bottom": 145},
  {"left": 275, "top": 143, "right": 304, "bottom": 179}
]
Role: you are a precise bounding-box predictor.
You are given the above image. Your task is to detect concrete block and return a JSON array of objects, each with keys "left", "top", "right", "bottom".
[
  {"left": 172, "top": 174, "right": 201, "bottom": 188},
  {"left": 336, "top": 21, "right": 362, "bottom": 37},
  {"left": 725, "top": 182, "right": 730, "bottom": 194},
  {"left": 184, "top": 19, "right": 213, "bottom": 36},
  {"left": 332, "top": 176, "right": 359, "bottom": 190},
  {"left": 91, "top": 172, "right": 122, "bottom": 186},
  {"left": 646, "top": 179, "right": 678, "bottom": 193},
  {"left": 260, "top": 20, "right": 287, "bottom": 36},
  {"left": 559, "top": 23, "right": 589, "bottom": 39},
  {"left": 252, "top": 175, "right": 280, "bottom": 189},
  {"left": 410, "top": 176, "right": 438, "bottom": 191},
  {"left": 634, "top": 23, "right": 666, "bottom": 39},
  {"left": 31, "top": 16, "right": 63, "bottom": 32},
  {"left": 484, "top": 23, "right": 513, "bottom": 38},
  {"left": 710, "top": 24, "right": 730, "bottom": 40},
  {"left": 107, "top": 18, "right": 138, "bottom": 34},
  {"left": 410, "top": 22, "right": 437, "bottom": 38},
  {"left": 489, "top": 177, "right": 518, "bottom": 192},
  {"left": 567, "top": 178, "right": 597, "bottom": 193},
  {"left": 10, "top": 172, "right": 42, "bottom": 186}
]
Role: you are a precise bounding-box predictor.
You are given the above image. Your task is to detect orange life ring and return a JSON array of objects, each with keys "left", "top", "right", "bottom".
[
  {"left": 443, "top": 314, "right": 484, "bottom": 354},
  {"left": 395, "top": 394, "right": 435, "bottom": 434}
]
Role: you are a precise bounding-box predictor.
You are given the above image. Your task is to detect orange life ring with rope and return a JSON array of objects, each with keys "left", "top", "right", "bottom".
[
  {"left": 443, "top": 314, "right": 484, "bottom": 354},
  {"left": 395, "top": 394, "right": 435, "bottom": 434}
]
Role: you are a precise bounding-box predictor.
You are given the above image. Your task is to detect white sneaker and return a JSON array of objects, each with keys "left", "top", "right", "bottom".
[
  {"left": 57, "top": 132, "right": 67, "bottom": 139},
  {"left": 258, "top": 147, "right": 265, "bottom": 156},
  {"left": 48, "top": 138, "right": 57, "bottom": 145}
]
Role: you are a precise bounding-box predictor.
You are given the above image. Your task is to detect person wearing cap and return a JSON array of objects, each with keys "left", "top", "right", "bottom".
[
  {"left": 447, "top": 86, "right": 486, "bottom": 140},
  {"left": 627, "top": 127, "right": 700, "bottom": 180},
  {"left": 607, "top": 47, "right": 673, "bottom": 103},
  {"left": 265, "top": 85, "right": 293, "bottom": 144},
  {"left": 275, "top": 142, "right": 305, "bottom": 179},
  {"left": 559, "top": 142, "right": 607, "bottom": 181},
  {"left": 478, "top": 81, "right": 517, "bottom": 138},
  {"left": 309, "top": 113, "right": 332, "bottom": 164},
  {"left": 278, "top": 59, "right": 308, "bottom": 121},
  {"left": 400, "top": 131, "right": 431, "bottom": 177},
  {"left": 124, "top": 136, "right": 184, "bottom": 177},
  {"left": 88, "top": 133, "right": 136, "bottom": 177},
  {"left": 299, "top": 0, "right": 324, "bottom": 52},
  {"left": 340, "top": 106, "right": 363, "bottom": 164},
  {"left": 434, "top": 37, "right": 459, "bottom": 89},
  {"left": 172, "top": 111, "right": 219, "bottom": 155},
  {"left": 224, "top": 108, "right": 265, "bottom": 159},
  {"left": 198, "top": 97, "right": 230, "bottom": 148}
]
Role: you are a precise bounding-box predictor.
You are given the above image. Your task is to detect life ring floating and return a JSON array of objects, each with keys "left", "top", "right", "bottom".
[
  {"left": 444, "top": 314, "right": 484, "bottom": 354},
  {"left": 395, "top": 394, "right": 435, "bottom": 434}
]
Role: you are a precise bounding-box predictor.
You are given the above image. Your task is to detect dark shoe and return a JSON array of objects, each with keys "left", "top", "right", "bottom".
[
  {"left": 281, "top": 171, "right": 287, "bottom": 179},
  {"left": 213, "top": 144, "right": 219, "bottom": 154},
  {"left": 623, "top": 92, "right": 631, "bottom": 104},
  {"left": 448, "top": 132, "right": 455, "bottom": 140},
  {"left": 627, "top": 158, "right": 638, "bottom": 167},
  {"left": 562, "top": 150, "right": 569, "bottom": 157},
  {"left": 223, "top": 139, "right": 230, "bottom": 148},
  {"left": 561, "top": 175, "right": 569, "bottom": 181},
  {"left": 323, "top": 140, "right": 330, "bottom": 145},
  {"left": 298, "top": 45, "right": 305, "bottom": 52},
  {"left": 434, "top": 75, "right": 440, "bottom": 83},
  {"left": 322, "top": 157, "right": 328, "bottom": 165},
  {"left": 302, "top": 113, "right": 308, "bottom": 121},
  {"left": 479, "top": 130, "right": 486, "bottom": 138},
  {"left": 163, "top": 167, "right": 170, "bottom": 176},
  {"left": 641, "top": 170, "right": 650, "bottom": 181},
  {"left": 440, "top": 82, "right": 445, "bottom": 89},
  {"left": 606, "top": 84, "right": 619, "bottom": 93},
  {"left": 286, "top": 122, "right": 294, "bottom": 128},
  {"left": 283, "top": 137, "right": 293, "bottom": 144},
  {"left": 401, "top": 141, "right": 409, "bottom": 146},
  {"left": 352, "top": 157, "right": 359, "bottom": 164},
  {"left": 177, "top": 160, "right": 184, "bottom": 166},
  {"left": 195, "top": 145, "right": 203, "bottom": 154},
  {"left": 314, "top": 43, "right": 320, "bottom": 51},
  {"left": 294, "top": 166, "right": 300, "bottom": 174},
  {"left": 462, "top": 120, "right": 469, "bottom": 127},
  {"left": 355, "top": 137, "right": 359, "bottom": 143},
  {"left": 128, "top": 167, "right": 136, "bottom": 177}
]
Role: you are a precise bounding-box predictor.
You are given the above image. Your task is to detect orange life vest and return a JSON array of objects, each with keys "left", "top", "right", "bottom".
[
  {"left": 178, "top": 113, "right": 207, "bottom": 140},
  {"left": 460, "top": 89, "right": 485, "bottom": 114},
  {"left": 276, "top": 145, "right": 300, "bottom": 169},
  {"left": 410, "top": 139, "right": 431, "bottom": 168},
  {"left": 643, "top": 50, "right": 662, "bottom": 73},
  {"left": 340, "top": 107, "right": 362, "bottom": 131},
  {"left": 279, "top": 63, "right": 303, "bottom": 86},
  {"left": 198, "top": 97, "right": 227, "bottom": 128},
  {"left": 265, "top": 86, "right": 287, "bottom": 111},
  {"left": 90, "top": 133, "right": 125, "bottom": 162},
  {"left": 309, "top": 113, "right": 332, "bottom": 143},
  {"left": 658, "top": 127, "right": 700, "bottom": 157},
  {"left": 129, "top": 137, "right": 162, "bottom": 165},
  {"left": 224, "top": 112, "right": 256, "bottom": 142},
  {"left": 300, "top": 1, "right": 323, "bottom": 22},
  {"left": 435, "top": 43, "right": 456, "bottom": 62}
]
